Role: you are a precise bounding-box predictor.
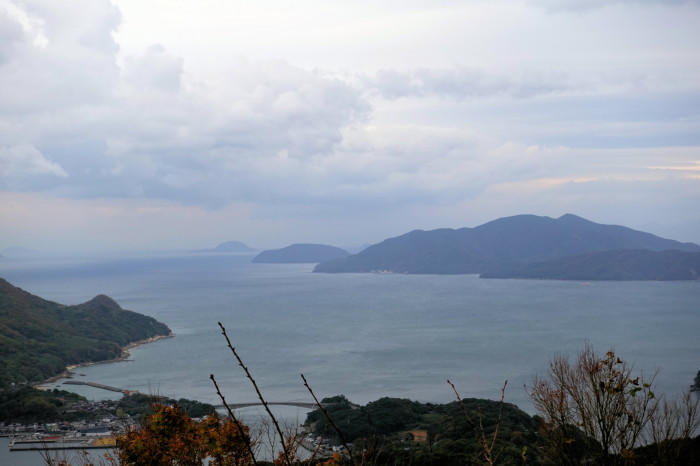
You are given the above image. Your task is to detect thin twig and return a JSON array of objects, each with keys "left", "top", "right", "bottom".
[
  {"left": 446, "top": 379, "right": 475, "bottom": 428},
  {"left": 448, "top": 379, "right": 508, "bottom": 466},
  {"left": 476, "top": 409, "right": 493, "bottom": 464},
  {"left": 218, "top": 321, "right": 292, "bottom": 466},
  {"left": 210, "top": 373, "right": 258, "bottom": 466},
  {"left": 301, "top": 373, "right": 356, "bottom": 464},
  {"left": 490, "top": 380, "right": 508, "bottom": 458}
]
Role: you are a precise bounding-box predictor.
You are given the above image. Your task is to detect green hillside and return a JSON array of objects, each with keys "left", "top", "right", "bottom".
[
  {"left": 0, "top": 278, "right": 171, "bottom": 387},
  {"left": 305, "top": 395, "right": 544, "bottom": 464}
]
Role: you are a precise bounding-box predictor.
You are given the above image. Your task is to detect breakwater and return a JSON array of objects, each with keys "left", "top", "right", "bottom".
[{"left": 63, "top": 380, "right": 138, "bottom": 395}]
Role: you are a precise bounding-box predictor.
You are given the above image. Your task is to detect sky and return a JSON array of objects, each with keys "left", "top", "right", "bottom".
[{"left": 0, "top": 0, "right": 699, "bottom": 252}]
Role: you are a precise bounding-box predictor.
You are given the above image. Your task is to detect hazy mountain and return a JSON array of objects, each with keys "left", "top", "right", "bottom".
[
  {"left": 344, "top": 243, "right": 374, "bottom": 254},
  {"left": 192, "top": 240, "right": 256, "bottom": 254},
  {"left": 212, "top": 240, "right": 255, "bottom": 252},
  {"left": 481, "top": 249, "right": 700, "bottom": 281},
  {"left": 314, "top": 214, "right": 700, "bottom": 274},
  {"left": 0, "top": 278, "right": 171, "bottom": 387},
  {"left": 253, "top": 244, "right": 350, "bottom": 263}
]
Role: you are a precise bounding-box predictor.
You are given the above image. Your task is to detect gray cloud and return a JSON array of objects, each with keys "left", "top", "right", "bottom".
[
  {"left": 0, "top": 1, "right": 371, "bottom": 206},
  {"left": 0, "top": 144, "right": 67, "bottom": 181},
  {"left": 123, "top": 44, "right": 183, "bottom": 92},
  {"left": 0, "top": 7, "right": 24, "bottom": 64},
  {"left": 0, "top": 0, "right": 699, "bottom": 249},
  {"left": 366, "top": 68, "right": 570, "bottom": 100}
]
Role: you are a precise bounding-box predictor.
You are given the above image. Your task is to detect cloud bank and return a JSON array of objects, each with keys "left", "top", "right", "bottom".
[{"left": 0, "top": 0, "right": 699, "bottom": 249}]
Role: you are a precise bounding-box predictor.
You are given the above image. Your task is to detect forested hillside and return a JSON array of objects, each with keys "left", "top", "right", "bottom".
[{"left": 0, "top": 278, "right": 171, "bottom": 387}]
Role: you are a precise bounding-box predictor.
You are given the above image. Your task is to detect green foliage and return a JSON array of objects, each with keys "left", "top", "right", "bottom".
[
  {"left": 0, "top": 278, "right": 170, "bottom": 387},
  {"left": 305, "top": 395, "right": 544, "bottom": 464},
  {"left": 116, "top": 393, "right": 216, "bottom": 422},
  {"left": 176, "top": 397, "right": 217, "bottom": 418},
  {"left": 0, "top": 387, "right": 86, "bottom": 423},
  {"left": 0, "top": 388, "right": 216, "bottom": 425}
]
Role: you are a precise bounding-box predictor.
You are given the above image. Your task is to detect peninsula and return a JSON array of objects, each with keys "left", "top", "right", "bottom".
[{"left": 0, "top": 278, "right": 171, "bottom": 387}]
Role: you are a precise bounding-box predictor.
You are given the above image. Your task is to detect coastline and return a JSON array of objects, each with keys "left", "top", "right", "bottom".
[{"left": 37, "top": 332, "right": 175, "bottom": 387}]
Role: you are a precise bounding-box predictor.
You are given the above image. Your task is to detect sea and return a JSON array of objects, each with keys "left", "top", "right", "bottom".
[{"left": 1, "top": 252, "right": 698, "bottom": 464}]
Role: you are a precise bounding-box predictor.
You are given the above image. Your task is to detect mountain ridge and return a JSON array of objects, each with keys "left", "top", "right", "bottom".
[{"left": 314, "top": 214, "right": 700, "bottom": 277}]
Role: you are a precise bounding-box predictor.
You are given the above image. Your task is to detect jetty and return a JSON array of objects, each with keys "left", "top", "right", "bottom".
[{"left": 63, "top": 380, "right": 139, "bottom": 395}]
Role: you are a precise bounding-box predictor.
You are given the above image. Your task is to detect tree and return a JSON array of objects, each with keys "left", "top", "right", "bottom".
[
  {"left": 530, "top": 344, "right": 698, "bottom": 465},
  {"left": 117, "top": 402, "right": 252, "bottom": 465}
]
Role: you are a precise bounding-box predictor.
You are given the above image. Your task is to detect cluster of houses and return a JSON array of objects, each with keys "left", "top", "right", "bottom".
[{"left": 1, "top": 399, "right": 135, "bottom": 452}]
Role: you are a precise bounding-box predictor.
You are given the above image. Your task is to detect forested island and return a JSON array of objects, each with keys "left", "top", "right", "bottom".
[
  {"left": 314, "top": 214, "right": 700, "bottom": 280},
  {"left": 253, "top": 243, "right": 350, "bottom": 263},
  {"left": 0, "top": 278, "right": 171, "bottom": 387}
]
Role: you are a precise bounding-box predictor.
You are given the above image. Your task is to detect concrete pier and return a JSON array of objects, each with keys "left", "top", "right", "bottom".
[{"left": 63, "top": 380, "right": 138, "bottom": 395}]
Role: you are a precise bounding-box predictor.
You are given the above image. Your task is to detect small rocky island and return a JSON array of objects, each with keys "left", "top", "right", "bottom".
[{"left": 212, "top": 240, "right": 255, "bottom": 252}]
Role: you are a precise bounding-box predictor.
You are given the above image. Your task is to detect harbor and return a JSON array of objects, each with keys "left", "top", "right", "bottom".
[{"left": 8, "top": 436, "right": 116, "bottom": 451}]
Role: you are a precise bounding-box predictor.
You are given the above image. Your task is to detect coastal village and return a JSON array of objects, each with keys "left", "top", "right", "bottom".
[
  {"left": 2, "top": 399, "right": 125, "bottom": 454},
  {"left": 1, "top": 382, "right": 339, "bottom": 460}
]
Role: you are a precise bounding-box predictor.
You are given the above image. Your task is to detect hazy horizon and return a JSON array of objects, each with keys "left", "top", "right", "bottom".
[
  {"left": 2, "top": 211, "right": 700, "bottom": 256},
  {"left": 1, "top": 1, "right": 699, "bottom": 251}
]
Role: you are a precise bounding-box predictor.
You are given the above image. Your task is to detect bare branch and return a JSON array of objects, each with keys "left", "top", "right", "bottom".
[
  {"left": 446, "top": 379, "right": 475, "bottom": 428},
  {"left": 490, "top": 380, "right": 508, "bottom": 452},
  {"left": 217, "top": 321, "right": 292, "bottom": 466},
  {"left": 448, "top": 378, "right": 505, "bottom": 465},
  {"left": 301, "top": 373, "right": 356, "bottom": 464},
  {"left": 209, "top": 373, "right": 258, "bottom": 466}
]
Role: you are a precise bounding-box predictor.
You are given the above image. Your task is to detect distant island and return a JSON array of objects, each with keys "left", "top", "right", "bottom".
[
  {"left": 314, "top": 214, "right": 700, "bottom": 280},
  {"left": 0, "top": 278, "right": 171, "bottom": 387},
  {"left": 194, "top": 240, "right": 256, "bottom": 253},
  {"left": 252, "top": 243, "right": 350, "bottom": 263},
  {"left": 212, "top": 240, "right": 255, "bottom": 252}
]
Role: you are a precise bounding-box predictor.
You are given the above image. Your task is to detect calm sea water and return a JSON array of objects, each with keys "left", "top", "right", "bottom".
[{"left": 1, "top": 252, "right": 698, "bottom": 414}]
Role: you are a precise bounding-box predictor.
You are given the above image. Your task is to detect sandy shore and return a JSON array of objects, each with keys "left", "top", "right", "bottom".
[{"left": 37, "top": 332, "right": 175, "bottom": 387}]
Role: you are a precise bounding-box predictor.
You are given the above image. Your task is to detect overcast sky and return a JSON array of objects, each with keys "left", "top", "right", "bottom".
[{"left": 1, "top": 0, "right": 699, "bottom": 252}]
